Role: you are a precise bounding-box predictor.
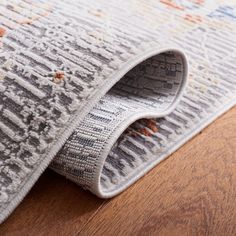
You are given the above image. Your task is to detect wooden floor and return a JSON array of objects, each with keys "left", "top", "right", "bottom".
[{"left": 1, "top": 106, "right": 236, "bottom": 236}]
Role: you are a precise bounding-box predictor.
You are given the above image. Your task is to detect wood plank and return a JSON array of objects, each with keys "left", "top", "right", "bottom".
[
  {"left": 0, "top": 170, "right": 106, "bottom": 236},
  {"left": 1, "top": 106, "right": 236, "bottom": 236}
]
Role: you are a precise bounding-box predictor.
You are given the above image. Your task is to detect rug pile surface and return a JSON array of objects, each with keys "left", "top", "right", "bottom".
[{"left": 0, "top": 0, "right": 236, "bottom": 223}]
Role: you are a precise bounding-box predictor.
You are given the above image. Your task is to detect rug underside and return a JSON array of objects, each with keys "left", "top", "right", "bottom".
[{"left": 0, "top": 0, "right": 236, "bottom": 223}]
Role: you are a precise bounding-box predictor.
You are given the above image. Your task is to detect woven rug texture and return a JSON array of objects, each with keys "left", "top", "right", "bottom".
[{"left": 0, "top": 0, "right": 236, "bottom": 223}]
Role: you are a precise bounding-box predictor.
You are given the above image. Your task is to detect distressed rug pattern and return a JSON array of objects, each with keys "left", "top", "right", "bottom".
[{"left": 0, "top": 0, "right": 236, "bottom": 223}]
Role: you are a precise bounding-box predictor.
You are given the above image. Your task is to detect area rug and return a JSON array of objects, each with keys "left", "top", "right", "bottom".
[{"left": 0, "top": 0, "right": 236, "bottom": 223}]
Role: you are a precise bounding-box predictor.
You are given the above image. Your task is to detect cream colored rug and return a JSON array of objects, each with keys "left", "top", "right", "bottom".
[{"left": 0, "top": 0, "right": 236, "bottom": 223}]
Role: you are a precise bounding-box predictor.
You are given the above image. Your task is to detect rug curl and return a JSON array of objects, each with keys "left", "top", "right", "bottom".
[{"left": 1, "top": 0, "right": 236, "bottom": 223}]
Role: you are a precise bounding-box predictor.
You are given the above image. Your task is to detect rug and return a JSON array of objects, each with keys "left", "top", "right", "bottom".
[{"left": 0, "top": 0, "right": 236, "bottom": 223}]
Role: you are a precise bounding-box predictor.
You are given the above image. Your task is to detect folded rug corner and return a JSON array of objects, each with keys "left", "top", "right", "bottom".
[{"left": 0, "top": 0, "right": 236, "bottom": 224}]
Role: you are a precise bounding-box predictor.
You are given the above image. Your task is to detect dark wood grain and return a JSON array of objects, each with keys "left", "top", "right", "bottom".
[
  {"left": 0, "top": 171, "right": 106, "bottom": 236},
  {"left": 1, "top": 106, "right": 236, "bottom": 236}
]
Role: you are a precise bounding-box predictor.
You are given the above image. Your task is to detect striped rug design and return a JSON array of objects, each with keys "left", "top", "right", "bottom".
[{"left": 0, "top": 0, "right": 236, "bottom": 223}]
